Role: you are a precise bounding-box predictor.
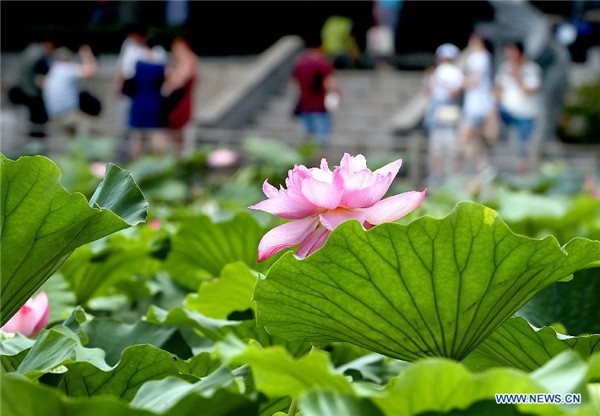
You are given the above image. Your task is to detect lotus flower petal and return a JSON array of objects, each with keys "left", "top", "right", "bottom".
[
  {"left": 301, "top": 176, "right": 343, "bottom": 210},
  {"left": 319, "top": 209, "right": 366, "bottom": 231},
  {"left": 257, "top": 218, "right": 318, "bottom": 262},
  {"left": 1, "top": 292, "right": 50, "bottom": 337},
  {"left": 364, "top": 190, "right": 427, "bottom": 225},
  {"left": 250, "top": 194, "right": 320, "bottom": 219},
  {"left": 297, "top": 225, "right": 330, "bottom": 258}
]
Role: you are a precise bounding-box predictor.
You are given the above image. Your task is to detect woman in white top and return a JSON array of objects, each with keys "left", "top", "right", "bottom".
[
  {"left": 43, "top": 46, "right": 97, "bottom": 119},
  {"left": 495, "top": 41, "right": 542, "bottom": 173},
  {"left": 457, "top": 33, "right": 496, "bottom": 174},
  {"left": 425, "top": 44, "right": 463, "bottom": 185}
]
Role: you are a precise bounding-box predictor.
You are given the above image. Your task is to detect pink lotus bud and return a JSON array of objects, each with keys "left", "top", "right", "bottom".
[
  {"left": 207, "top": 149, "right": 239, "bottom": 168},
  {"left": 584, "top": 176, "right": 600, "bottom": 199},
  {"left": 249, "top": 153, "right": 426, "bottom": 261},
  {"left": 90, "top": 162, "right": 107, "bottom": 179},
  {"left": 148, "top": 219, "right": 162, "bottom": 230},
  {"left": 1, "top": 292, "right": 50, "bottom": 337}
]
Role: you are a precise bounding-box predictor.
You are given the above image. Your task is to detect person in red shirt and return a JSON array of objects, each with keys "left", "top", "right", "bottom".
[{"left": 292, "top": 33, "right": 339, "bottom": 147}]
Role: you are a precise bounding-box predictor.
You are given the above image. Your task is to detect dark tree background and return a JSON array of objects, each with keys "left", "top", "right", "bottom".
[{"left": 1, "top": 1, "right": 498, "bottom": 55}]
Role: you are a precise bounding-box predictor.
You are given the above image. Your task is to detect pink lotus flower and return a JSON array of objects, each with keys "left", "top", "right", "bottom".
[
  {"left": 1, "top": 292, "right": 50, "bottom": 337},
  {"left": 207, "top": 149, "right": 239, "bottom": 168},
  {"left": 250, "top": 153, "right": 426, "bottom": 261},
  {"left": 148, "top": 219, "right": 162, "bottom": 230},
  {"left": 90, "top": 162, "right": 107, "bottom": 179}
]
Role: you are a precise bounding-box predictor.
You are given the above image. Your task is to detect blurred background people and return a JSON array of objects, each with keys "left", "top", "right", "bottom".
[
  {"left": 373, "top": 0, "right": 403, "bottom": 37},
  {"left": 367, "top": 25, "right": 395, "bottom": 67},
  {"left": 321, "top": 16, "right": 360, "bottom": 69},
  {"left": 1, "top": 0, "right": 597, "bottom": 182},
  {"left": 425, "top": 43, "right": 463, "bottom": 186},
  {"left": 116, "top": 23, "right": 148, "bottom": 94},
  {"left": 43, "top": 45, "right": 100, "bottom": 135},
  {"left": 114, "top": 23, "right": 148, "bottom": 159},
  {"left": 161, "top": 37, "right": 198, "bottom": 150},
  {"left": 370, "top": 0, "right": 403, "bottom": 65},
  {"left": 495, "top": 41, "right": 543, "bottom": 173},
  {"left": 7, "top": 34, "right": 55, "bottom": 138},
  {"left": 458, "top": 33, "right": 496, "bottom": 174},
  {"left": 125, "top": 39, "right": 168, "bottom": 158},
  {"left": 292, "top": 33, "right": 339, "bottom": 148}
]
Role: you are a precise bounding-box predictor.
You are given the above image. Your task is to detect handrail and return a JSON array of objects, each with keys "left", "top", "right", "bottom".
[{"left": 197, "top": 36, "right": 304, "bottom": 128}]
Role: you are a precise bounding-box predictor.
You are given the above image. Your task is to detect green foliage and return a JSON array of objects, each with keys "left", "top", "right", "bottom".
[
  {"left": 519, "top": 268, "right": 600, "bottom": 335},
  {"left": 165, "top": 213, "right": 280, "bottom": 289},
  {"left": 372, "top": 351, "right": 589, "bottom": 416},
  {"left": 233, "top": 344, "right": 354, "bottom": 397},
  {"left": 1, "top": 372, "right": 258, "bottom": 416},
  {"left": 559, "top": 77, "right": 600, "bottom": 143},
  {"left": 299, "top": 391, "right": 385, "bottom": 416},
  {"left": 464, "top": 317, "right": 600, "bottom": 372},
  {"left": 255, "top": 202, "right": 600, "bottom": 360},
  {"left": 185, "top": 262, "right": 257, "bottom": 319},
  {"left": 14, "top": 325, "right": 109, "bottom": 380},
  {"left": 82, "top": 318, "right": 178, "bottom": 366},
  {"left": 60, "top": 229, "right": 161, "bottom": 304},
  {"left": 0, "top": 155, "right": 147, "bottom": 325},
  {"left": 58, "top": 345, "right": 193, "bottom": 400},
  {"left": 2, "top": 152, "right": 600, "bottom": 416}
]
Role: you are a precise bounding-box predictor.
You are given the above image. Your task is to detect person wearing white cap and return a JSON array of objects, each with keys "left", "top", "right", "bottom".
[{"left": 424, "top": 43, "right": 463, "bottom": 186}]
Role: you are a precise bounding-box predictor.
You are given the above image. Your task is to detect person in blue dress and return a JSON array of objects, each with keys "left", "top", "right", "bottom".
[{"left": 124, "top": 40, "right": 169, "bottom": 158}]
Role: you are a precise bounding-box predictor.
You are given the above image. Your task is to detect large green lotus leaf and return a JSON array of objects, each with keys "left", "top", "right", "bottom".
[
  {"left": 0, "top": 308, "right": 91, "bottom": 370},
  {"left": 149, "top": 388, "right": 259, "bottom": 416},
  {"left": 129, "top": 366, "right": 240, "bottom": 412},
  {"left": 59, "top": 231, "right": 160, "bottom": 304},
  {"left": 373, "top": 351, "right": 588, "bottom": 416},
  {"left": 0, "top": 333, "right": 36, "bottom": 373},
  {"left": 173, "top": 351, "right": 220, "bottom": 378},
  {"left": 165, "top": 213, "right": 279, "bottom": 289},
  {"left": 58, "top": 345, "right": 197, "bottom": 401},
  {"left": 230, "top": 344, "right": 353, "bottom": 398},
  {"left": 185, "top": 262, "right": 257, "bottom": 319},
  {"left": 1, "top": 373, "right": 152, "bottom": 416},
  {"left": 519, "top": 268, "right": 600, "bottom": 335},
  {"left": 1, "top": 373, "right": 257, "bottom": 416},
  {"left": 82, "top": 318, "right": 178, "bottom": 366},
  {"left": 146, "top": 306, "right": 310, "bottom": 357},
  {"left": 145, "top": 305, "right": 270, "bottom": 347},
  {"left": 0, "top": 155, "right": 147, "bottom": 325},
  {"left": 299, "top": 391, "right": 384, "bottom": 416},
  {"left": 0, "top": 333, "right": 36, "bottom": 357},
  {"left": 14, "top": 325, "right": 109, "bottom": 380},
  {"left": 224, "top": 340, "right": 592, "bottom": 416},
  {"left": 464, "top": 317, "right": 600, "bottom": 372},
  {"left": 255, "top": 202, "right": 600, "bottom": 361}
]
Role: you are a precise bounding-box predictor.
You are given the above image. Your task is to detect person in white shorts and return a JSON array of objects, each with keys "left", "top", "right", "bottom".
[{"left": 425, "top": 43, "right": 463, "bottom": 186}]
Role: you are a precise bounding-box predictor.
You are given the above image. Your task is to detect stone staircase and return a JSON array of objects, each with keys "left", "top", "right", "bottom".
[{"left": 233, "top": 69, "right": 426, "bottom": 155}]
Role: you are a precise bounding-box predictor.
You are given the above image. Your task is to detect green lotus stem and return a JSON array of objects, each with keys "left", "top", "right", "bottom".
[
  {"left": 287, "top": 399, "right": 298, "bottom": 416},
  {"left": 287, "top": 345, "right": 320, "bottom": 416}
]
